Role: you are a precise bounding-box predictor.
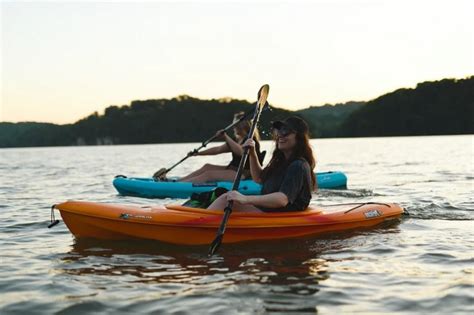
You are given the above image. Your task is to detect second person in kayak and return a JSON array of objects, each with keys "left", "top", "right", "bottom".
[
  {"left": 208, "top": 116, "right": 317, "bottom": 212},
  {"left": 179, "top": 112, "right": 263, "bottom": 183}
]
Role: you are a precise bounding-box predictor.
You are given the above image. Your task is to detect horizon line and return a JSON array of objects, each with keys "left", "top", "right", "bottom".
[{"left": 1, "top": 75, "right": 471, "bottom": 125}]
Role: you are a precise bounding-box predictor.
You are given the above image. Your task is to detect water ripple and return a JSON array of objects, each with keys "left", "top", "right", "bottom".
[{"left": 1, "top": 136, "right": 473, "bottom": 314}]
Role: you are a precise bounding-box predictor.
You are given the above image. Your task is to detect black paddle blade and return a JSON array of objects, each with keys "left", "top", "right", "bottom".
[
  {"left": 48, "top": 220, "right": 60, "bottom": 228},
  {"left": 208, "top": 234, "right": 223, "bottom": 256},
  {"left": 152, "top": 168, "right": 168, "bottom": 181}
]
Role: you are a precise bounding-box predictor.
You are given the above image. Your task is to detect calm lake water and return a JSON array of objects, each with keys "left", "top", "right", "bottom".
[{"left": 0, "top": 135, "right": 473, "bottom": 314}]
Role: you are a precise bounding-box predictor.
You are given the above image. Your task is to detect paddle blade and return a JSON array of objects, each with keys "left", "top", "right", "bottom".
[
  {"left": 152, "top": 168, "right": 168, "bottom": 181},
  {"left": 257, "top": 84, "right": 270, "bottom": 109},
  {"left": 208, "top": 234, "right": 223, "bottom": 256}
]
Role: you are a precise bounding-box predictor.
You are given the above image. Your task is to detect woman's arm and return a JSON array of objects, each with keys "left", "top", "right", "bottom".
[
  {"left": 187, "top": 130, "right": 231, "bottom": 156},
  {"left": 243, "top": 139, "right": 263, "bottom": 183},
  {"left": 223, "top": 133, "right": 243, "bottom": 156},
  {"left": 227, "top": 191, "right": 288, "bottom": 208},
  {"left": 193, "top": 143, "right": 230, "bottom": 156}
]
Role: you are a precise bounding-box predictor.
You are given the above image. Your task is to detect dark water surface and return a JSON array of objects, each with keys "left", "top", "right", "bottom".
[{"left": 1, "top": 135, "right": 473, "bottom": 314}]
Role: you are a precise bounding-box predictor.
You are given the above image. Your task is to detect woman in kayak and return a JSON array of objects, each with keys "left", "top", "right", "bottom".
[
  {"left": 179, "top": 112, "right": 263, "bottom": 183},
  {"left": 208, "top": 116, "right": 316, "bottom": 212}
]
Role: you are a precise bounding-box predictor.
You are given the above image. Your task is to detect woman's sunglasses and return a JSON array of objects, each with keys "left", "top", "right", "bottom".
[{"left": 273, "top": 126, "right": 294, "bottom": 138}]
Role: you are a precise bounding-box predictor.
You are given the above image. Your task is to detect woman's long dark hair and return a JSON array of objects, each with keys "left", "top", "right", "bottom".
[{"left": 261, "top": 127, "right": 316, "bottom": 189}]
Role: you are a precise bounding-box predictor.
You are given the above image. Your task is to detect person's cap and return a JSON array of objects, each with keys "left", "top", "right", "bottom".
[{"left": 272, "top": 116, "right": 309, "bottom": 134}]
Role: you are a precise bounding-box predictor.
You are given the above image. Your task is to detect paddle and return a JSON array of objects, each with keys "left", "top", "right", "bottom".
[
  {"left": 152, "top": 102, "right": 270, "bottom": 181},
  {"left": 208, "top": 84, "right": 270, "bottom": 256}
]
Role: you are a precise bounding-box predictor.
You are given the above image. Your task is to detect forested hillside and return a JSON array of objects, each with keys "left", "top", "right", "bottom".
[{"left": 1, "top": 77, "right": 472, "bottom": 148}]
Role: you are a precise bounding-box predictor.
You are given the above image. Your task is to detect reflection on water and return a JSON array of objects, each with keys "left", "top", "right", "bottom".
[{"left": 51, "top": 224, "right": 403, "bottom": 314}]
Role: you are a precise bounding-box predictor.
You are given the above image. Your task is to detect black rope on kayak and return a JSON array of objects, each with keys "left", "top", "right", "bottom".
[
  {"left": 319, "top": 202, "right": 391, "bottom": 209},
  {"left": 115, "top": 175, "right": 127, "bottom": 178},
  {"left": 48, "top": 204, "right": 60, "bottom": 228},
  {"left": 343, "top": 202, "right": 392, "bottom": 214}
]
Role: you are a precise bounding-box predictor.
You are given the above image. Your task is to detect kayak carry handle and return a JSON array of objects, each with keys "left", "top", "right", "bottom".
[{"left": 48, "top": 204, "right": 60, "bottom": 228}]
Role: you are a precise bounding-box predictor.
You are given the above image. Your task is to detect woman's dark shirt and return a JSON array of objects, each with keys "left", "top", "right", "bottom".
[{"left": 259, "top": 158, "right": 313, "bottom": 212}]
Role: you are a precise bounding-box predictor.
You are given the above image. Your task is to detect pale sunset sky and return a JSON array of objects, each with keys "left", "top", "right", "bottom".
[{"left": 1, "top": 0, "right": 473, "bottom": 124}]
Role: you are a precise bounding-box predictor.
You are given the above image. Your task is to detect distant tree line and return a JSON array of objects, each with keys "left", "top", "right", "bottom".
[
  {"left": 0, "top": 97, "right": 293, "bottom": 147},
  {"left": 0, "top": 76, "right": 472, "bottom": 148},
  {"left": 340, "top": 77, "right": 474, "bottom": 136},
  {"left": 296, "top": 101, "right": 365, "bottom": 137}
]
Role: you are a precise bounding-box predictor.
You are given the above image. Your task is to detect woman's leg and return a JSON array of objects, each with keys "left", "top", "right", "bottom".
[
  {"left": 180, "top": 164, "right": 226, "bottom": 181},
  {"left": 181, "top": 169, "right": 239, "bottom": 183},
  {"left": 207, "top": 193, "right": 262, "bottom": 213}
]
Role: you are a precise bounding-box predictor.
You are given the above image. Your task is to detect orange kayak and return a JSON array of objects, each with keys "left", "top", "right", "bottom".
[{"left": 53, "top": 201, "right": 404, "bottom": 245}]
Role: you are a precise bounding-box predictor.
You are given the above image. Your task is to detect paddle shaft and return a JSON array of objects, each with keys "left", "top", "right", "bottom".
[
  {"left": 208, "top": 84, "right": 268, "bottom": 255},
  {"left": 162, "top": 107, "right": 255, "bottom": 175},
  {"left": 215, "top": 109, "right": 262, "bottom": 236}
]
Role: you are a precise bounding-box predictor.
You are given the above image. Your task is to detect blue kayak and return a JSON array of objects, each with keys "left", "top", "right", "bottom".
[{"left": 113, "top": 171, "right": 347, "bottom": 199}]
